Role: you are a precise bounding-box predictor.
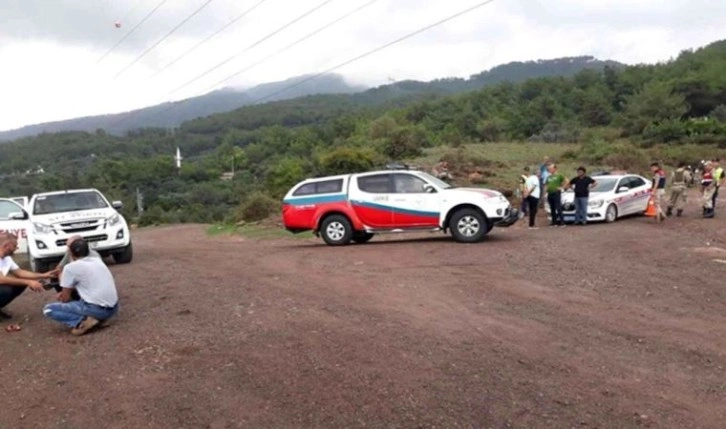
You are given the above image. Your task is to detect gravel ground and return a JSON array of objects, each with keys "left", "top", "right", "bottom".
[{"left": 2, "top": 197, "right": 725, "bottom": 428}]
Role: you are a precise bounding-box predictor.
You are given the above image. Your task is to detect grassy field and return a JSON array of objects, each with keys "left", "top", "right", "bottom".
[{"left": 410, "top": 142, "right": 609, "bottom": 193}]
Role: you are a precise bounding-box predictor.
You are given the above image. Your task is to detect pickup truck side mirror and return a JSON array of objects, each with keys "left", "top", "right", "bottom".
[
  {"left": 617, "top": 186, "right": 629, "bottom": 194},
  {"left": 112, "top": 201, "right": 123, "bottom": 210},
  {"left": 423, "top": 184, "right": 437, "bottom": 194},
  {"left": 9, "top": 211, "right": 28, "bottom": 220}
]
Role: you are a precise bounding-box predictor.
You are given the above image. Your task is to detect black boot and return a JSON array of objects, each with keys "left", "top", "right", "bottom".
[
  {"left": 666, "top": 207, "right": 673, "bottom": 217},
  {"left": 676, "top": 209, "right": 683, "bottom": 217}
]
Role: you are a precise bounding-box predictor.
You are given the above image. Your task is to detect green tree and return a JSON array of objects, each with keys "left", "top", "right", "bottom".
[{"left": 620, "top": 81, "right": 689, "bottom": 136}]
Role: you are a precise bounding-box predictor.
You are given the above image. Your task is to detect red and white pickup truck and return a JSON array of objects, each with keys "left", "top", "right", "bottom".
[{"left": 282, "top": 168, "right": 517, "bottom": 245}]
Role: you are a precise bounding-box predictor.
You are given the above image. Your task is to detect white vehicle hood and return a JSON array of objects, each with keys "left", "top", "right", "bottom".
[
  {"left": 561, "top": 191, "right": 608, "bottom": 205},
  {"left": 32, "top": 209, "right": 113, "bottom": 225}
]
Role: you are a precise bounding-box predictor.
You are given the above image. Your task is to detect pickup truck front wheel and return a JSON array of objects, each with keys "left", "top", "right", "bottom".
[
  {"left": 320, "top": 215, "right": 353, "bottom": 246},
  {"left": 113, "top": 242, "right": 133, "bottom": 264},
  {"left": 449, "top": 208, "right": 490, "bottom": 243}
]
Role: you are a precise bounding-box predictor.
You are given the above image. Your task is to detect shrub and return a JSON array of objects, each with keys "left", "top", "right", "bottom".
[
  {"left": 318, "top": 147, "right": 380, "bottom": 176},
  {"left": 237, "top": 192, "right": 279, "bottom": 223}
]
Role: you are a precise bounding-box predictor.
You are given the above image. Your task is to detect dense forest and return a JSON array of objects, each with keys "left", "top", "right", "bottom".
[{"left": 0, "top": 40, "right": 724, "bottom": 226}]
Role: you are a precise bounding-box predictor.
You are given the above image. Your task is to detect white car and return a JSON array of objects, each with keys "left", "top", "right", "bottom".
[
  {"left": 547, "top": 174, "right": 652, "bottom": 223},
  {"left": 1, "top": 189, "right": 133, "bottom": 272},
  {"left": 0, "top": 198, "right": 31, "bottom": 256}
]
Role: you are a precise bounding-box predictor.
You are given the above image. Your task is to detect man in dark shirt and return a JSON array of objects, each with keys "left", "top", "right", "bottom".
[{"left": 569, "top": 167, "right": 597, "bottom": 225}]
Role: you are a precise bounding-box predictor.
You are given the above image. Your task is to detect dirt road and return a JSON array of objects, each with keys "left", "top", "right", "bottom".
[{"left": 2, "top": 209, "right": 725, "bottom": 428}]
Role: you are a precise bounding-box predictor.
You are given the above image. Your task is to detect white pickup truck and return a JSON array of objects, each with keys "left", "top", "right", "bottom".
[{"left": 0, "top": 188, "right": 132, "bottom": 272}]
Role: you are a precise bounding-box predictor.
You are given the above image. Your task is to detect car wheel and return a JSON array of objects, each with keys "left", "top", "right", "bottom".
[
  {"left": 352, "top": 232, "right": 375, "bottom": 244},
  {"left": 605, "top": 204, "right": 618, "bottom": 223},
  {"left": 113, "top": 242, "right": 133, "bottom": 264},
  {"left": 321, "top": 215, "right": 353, "bottom": 246},
  {"left": 449, "top": 208, "right": 490, "bottom": 243}
]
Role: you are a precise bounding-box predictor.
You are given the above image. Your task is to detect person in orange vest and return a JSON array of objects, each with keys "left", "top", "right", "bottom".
[{"left": 650, "top": 162, "right": 667, "bottom": 223}]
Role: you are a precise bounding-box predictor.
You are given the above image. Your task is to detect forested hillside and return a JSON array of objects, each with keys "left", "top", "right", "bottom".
[
  {"left": 0, "top": 56, "right": 621, "bottom": 141},
  {"left": 0, "top": 40, "right": 724, "bottom": 227}
]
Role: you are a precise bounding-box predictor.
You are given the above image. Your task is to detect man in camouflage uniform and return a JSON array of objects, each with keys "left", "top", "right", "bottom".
[
  {"left": 701, "top": 162, "right": 716, "bottom": 218},
  {"left": 666, "top": 162, "right": 691, "bottom": 217}
]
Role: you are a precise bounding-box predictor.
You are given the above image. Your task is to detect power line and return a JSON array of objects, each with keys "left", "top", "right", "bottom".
[
  {"left": 106, "top": 0, "right": 367, "bottom": 131},
  {"left": 150, "top": 0, "right": 270, "bottom": 80},
  {"left": 96, "top": 0, "right": 171, "bottom": 65},
  {"left": 168, "top": 0, "right": 335, "bottom": 98},
  {"left": 203, "top": 0, "right": 380, "bottom": 94},
  {"left": 107, "top": 0, "right": 498, "bottom": 132},
  {"left": 117, "top": 0, "right": 144, "bottom": 25},
  {"left": 113, "top": 0, "right": 218, "bottom": 80},
  {"left": 241, "top": 0, "right": 501, "bottom": 105}
]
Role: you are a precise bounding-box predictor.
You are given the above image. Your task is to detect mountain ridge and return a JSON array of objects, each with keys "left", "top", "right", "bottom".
[{"left": 0, "top": 56, "right": 625, "bottom": 142}]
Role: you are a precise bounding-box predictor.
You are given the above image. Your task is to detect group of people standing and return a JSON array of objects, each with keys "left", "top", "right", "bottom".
[
  {"left": 517, "top": 157, "right": 723, "bottom": 229},
  {"left": 652, "top": 158, "right": 723, "bottom": 220},
  {"left": 517, "top": 160, "right": 597, "bottom": 229}
]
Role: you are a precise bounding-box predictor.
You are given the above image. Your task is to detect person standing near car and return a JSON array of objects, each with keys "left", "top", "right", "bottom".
[
  {"left": 650, "top": 162, "right": 667, "bottom": 223},
  {"left": 712, "top": 158, "right": 723, "bottom": 215},
  {"left": 523, "top": 169, "right": 541, "bottom": 229},
  {"left": 517, "top": 167, "right": 530, "bottom": 219},
  {"left": 545, "top": 163, "right": 568, "bottom": 227},
  {"left": 538, "top": 156, "right": 550, "bottom": 208},
  {"left": 569, "top": 167, "right": 597, "bottom": 225},
  {"left": 701, "top": 162, "right": 716, "bottom": 218},
  {"left": 666, "top": 162, "right": 690, "bottom": 217}
]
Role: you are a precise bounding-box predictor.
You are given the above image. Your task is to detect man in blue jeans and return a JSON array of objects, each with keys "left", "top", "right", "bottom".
[
  {"left": 43, "top": 239, "right": 119, "bottom": 336},
  {"left": 569, "top": 167, "right": 597, "bottom": 225}
]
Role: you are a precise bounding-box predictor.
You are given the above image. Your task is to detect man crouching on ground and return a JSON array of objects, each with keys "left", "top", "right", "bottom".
[
  {"left": 43, "top": 238, "right": 119, "bottom": 336},
  {"left": 0, "top": 232, "right": 54, "bottom": 319}
]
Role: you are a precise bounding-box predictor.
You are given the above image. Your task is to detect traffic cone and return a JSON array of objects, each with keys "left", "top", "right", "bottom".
[{"left": 644, "top": 196, "right": 658, "bottom": 217}]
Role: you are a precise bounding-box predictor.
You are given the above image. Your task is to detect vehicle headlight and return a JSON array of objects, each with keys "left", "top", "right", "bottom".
[
  {"left": 33, "top": 222, "right": 53, "bottom": 234},
  {"left": 107, "top": 213, "right": 121, "bottom": 227},
  {"left": 589, "top": 200, "right": 604, "bottom": 209}
]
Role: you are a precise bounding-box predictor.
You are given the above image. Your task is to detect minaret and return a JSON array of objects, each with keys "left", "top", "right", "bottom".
[{"left": 175, "top": 147, "right": 183, "bottom": 170}]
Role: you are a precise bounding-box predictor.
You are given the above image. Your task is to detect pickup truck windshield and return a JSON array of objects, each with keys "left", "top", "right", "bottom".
[
  {"left": 417, "top": 172, "right": 452, "bottom": 189},
  {"left": 33, "top": 191, "right": 108, "bottom": 215}
]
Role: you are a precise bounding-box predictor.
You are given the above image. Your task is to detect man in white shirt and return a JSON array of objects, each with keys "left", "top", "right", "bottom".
[
  {"left": 43, "top": 238, "right": 119, "bottom": 336},
  {"left": 45, "top": 235, "right": 101, "bottom": 300},
  {"left": 523, "top": 169, "right": 541, "bottom": 229},
  {"left": 0, "top": 232, "right": 54, "bottom": 319}
]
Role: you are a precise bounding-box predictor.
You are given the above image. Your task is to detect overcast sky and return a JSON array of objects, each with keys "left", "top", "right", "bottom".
[{"left": 1, "top": 0, "right": 724, "bottom": 131}]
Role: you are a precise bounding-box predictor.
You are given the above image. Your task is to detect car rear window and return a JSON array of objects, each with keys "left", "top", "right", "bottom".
[{"left": 293, "top": 179, "right": 343, "bottom": 196}]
